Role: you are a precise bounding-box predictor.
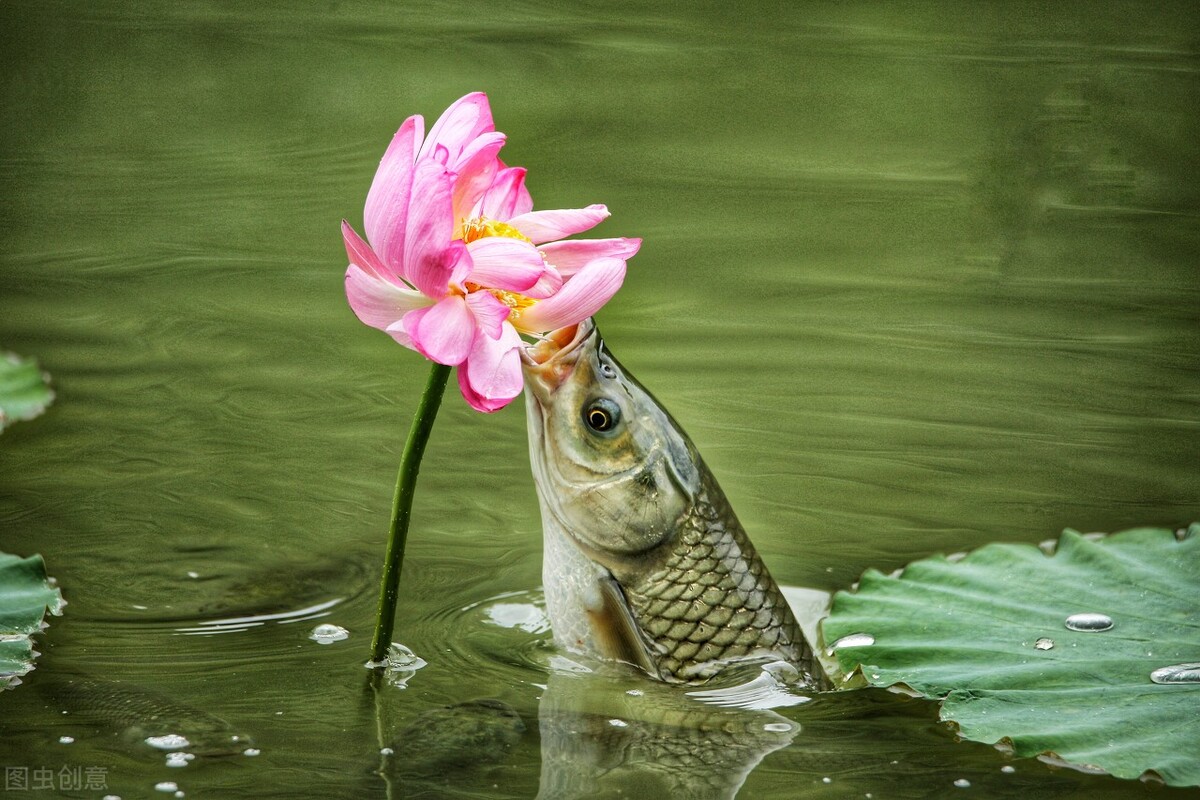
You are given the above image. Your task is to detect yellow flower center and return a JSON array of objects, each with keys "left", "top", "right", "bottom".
[
  {"left": 459, "top": 217, "right": 532, "bottom": 245},
  {"left": 456, "top": 216, "right": 539, "bottom": 323}
]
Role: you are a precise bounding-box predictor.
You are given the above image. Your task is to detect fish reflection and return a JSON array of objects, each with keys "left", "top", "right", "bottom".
[{"left": 535, "top": 659, "right": 803, "bottom": 800}]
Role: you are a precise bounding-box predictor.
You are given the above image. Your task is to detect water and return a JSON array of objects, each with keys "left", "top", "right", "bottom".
[
  {"left": 1064, "top": 612, "right": 1115, "bottom": 632},
  {"left": 829, "top": 633, "right": 875, "bottom": 653},
  {"left": 2, "top": 1, "right": 1199, "bottom": 798},
  {"left": 309, "top": 623, "right": 350, "bottom": 645},
  {"left": 1150, "top": 664, "right": 1200, "bottom": 686}
]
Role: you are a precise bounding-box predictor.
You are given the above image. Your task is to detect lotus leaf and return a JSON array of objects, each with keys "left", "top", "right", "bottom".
[
  {"left": 821, "top": 525, "right": 1200, "bottom": 787},
  {"left": 0, "top": 553, "right": 64, "bottom": 689},
  {"left": 0, "top": 352, "right": 54, "bottom": 433}
]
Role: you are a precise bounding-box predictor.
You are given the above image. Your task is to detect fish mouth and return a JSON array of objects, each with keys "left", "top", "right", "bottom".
[{"left": 521, "top": 318, "right": 598, "bottom": 403}]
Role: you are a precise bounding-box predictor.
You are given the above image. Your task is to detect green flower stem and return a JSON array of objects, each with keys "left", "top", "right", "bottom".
[{"left": 369, "top": 361, "right": 452, "bottom": 665}]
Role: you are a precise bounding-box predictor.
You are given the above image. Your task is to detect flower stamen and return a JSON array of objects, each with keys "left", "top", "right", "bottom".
[
  {"left": 456, "top": 216, "right": 541, "bottom": 322},
  {"left": 463, "top": 281, "right": 537, "bottom": 321},
  {"left": 459, "top": 217, "right": 533, "bottom": 245}
]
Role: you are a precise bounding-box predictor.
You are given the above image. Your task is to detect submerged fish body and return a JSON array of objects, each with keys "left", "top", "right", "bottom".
[
  {"left": 48, "top": 677, "right": 252, "bottom": 756},
  {"left": 522, "top": 320, "right": 819, "bottom": 686}
]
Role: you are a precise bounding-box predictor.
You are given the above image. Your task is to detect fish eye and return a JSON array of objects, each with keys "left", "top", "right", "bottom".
[{"left": 583, "top": 398, "right": 621, "bottom": 434}]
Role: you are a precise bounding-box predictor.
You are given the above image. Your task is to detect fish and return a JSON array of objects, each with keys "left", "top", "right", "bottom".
[
  {"left": 521, "top": 319, "right": 821, "bottom": 686},
  {"left": 45, "top": 676, "right": 253, "bottom": 756},
  {"left": 389, "top": 699, "right": 526, "bottom": 779}
]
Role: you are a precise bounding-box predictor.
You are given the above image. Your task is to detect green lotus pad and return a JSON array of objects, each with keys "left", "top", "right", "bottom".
[
  {"left": 821, "top": 525, "right": 1200, "bottom": 787},
  {"left": 0, "top": 352, "right": 55, "bottom": 433},
  {"left": 0, "top": 553, "right": 65, "bottom": 689}
]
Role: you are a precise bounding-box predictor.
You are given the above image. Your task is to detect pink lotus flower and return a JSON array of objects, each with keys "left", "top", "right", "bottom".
[{"left": 343, "top": 93, "right": 641, "bottom": 412}]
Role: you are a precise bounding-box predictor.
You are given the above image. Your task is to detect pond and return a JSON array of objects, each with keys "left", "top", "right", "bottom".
[{"left": 2, "top": 1, "right": 1198, "bottom": 797}]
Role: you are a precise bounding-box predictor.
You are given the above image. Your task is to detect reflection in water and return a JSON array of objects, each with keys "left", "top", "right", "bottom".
[
  {"left": 535, "top": 664, "right": 801, "bottom": 800},
  {"left": 38, "top": 676, "right": 255, "bottom": 759}
]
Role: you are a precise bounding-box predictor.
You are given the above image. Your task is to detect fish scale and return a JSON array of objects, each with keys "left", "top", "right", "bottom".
[{"left": 620, "top": 469, "right": 814, "bottom": 683}]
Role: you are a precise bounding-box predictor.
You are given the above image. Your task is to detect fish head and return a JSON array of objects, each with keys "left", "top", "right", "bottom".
[{"left": 522, "top": 319, "right": 700, "bottom": 565}]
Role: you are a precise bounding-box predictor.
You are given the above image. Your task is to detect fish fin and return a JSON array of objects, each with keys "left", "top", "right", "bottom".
[{"left": 588, "top": 574, "right": 661, "bottom": 679}]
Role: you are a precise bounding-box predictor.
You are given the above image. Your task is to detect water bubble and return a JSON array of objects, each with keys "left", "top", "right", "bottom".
[
  {"left": 483, "top": 602, "right": 551, "bottom": 634},
  {"left": 58, "top": 735, "right": 74, "bottom": 744},
  {"left": 102, "top": 795, "right": 122, "bottom": 800},
  {"left": 1034, "top": 638, "right": 1054, "bottom": 651},
  {"left": 186, "top": 571, "right": 200, "bottom": 579},
  {"left": 145, "top": 734, "right": 191, "bottom": 750},
  {"left": 828, "top": 633, "right": 875, "bottom": 654},
  {"left": 607, "top": 719, "right": 628, "bottom": 728},
  {"left": 625, "top": 689, "right": 644, "bottom": 697},
  {"left": 1149, "top": 662, "right": 1200, "bottom": 685},
  {"left": 954, "top": 778, "right": 971, "bottom": 788},
  {"left": 154, "top": 782, "right": 178, "bottom": 793},
  {"left": 1000, "top": 766, "right": 1016, "bottom": 774},
  {"left": 366, "top": 642, "right": 428, "bottom": 688},
  {"left": 165, "top": 752, "right": 194, "bottom": 768},
  {"left": 1064, "top": 613, "right": 1113, "bottom": 632},
  {"left": 243, "top": 748, "right": 261, "bottom": 757},
  {"left": 763, "top": 722, "right": 793, "bottom": 733},
  {"left": 380, "top": 747, "right": 394, "bottom": 755},
  {"left": 309, "top": 623, "right": 349, "bottom": 644},
  {"left": 822, "top": 777, "right": 832, "bottom": 784}
]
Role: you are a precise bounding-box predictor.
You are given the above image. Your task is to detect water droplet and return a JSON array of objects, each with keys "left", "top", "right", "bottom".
[
  {"left": 154, "top": 782, "right": 178, "bottom": 794},
  {"left": 1149, "top": 662, "right": 1200, "bottom": 685},
  {"left": 175, "top": 792, "right": 185, "bottom": 799},
  {"left": 1064, "top": 613, "right": 1113, "bottom": 632},
  {"left": 58, "top": 735, "right": 74, "bottom": 744},
  {"left": 954, "top": 778, "right": 971, "bottom": 788},
  {"left": 1000, "top": 766, "right": 1016, "bottom": 774},
  {"left": 607, "top": 719, "right": 628, "bottom": 728},
  {"left": 763, "top": 722, "right": 793, "bottom": 733},
  {"left": 243, "top": 748, "right": 261, "bottom": 757},
  {"left": 145, "top": 734, "right": 191, "bottom": 750},
  {"left": 625, "top": 689, "right": 643, "bottom": 697},
  {"left": 102, "top": 795, "right": 122, "bottom": 800},
  {"left": 366, "top": 643, "right": 428, "bottom": 688},
  {"left": 186, "top": 571, "right": 200, "bottom": 579},
  {"left": 380, "top": 747, "right": 394, "bottom": 755},
  {"left": 1034, "top": 638, "right": 1054, "bottom": 650},
  {"left": 829, "top": 633, "right": 875, "bottom": 654},
  {"left": 165, "top": 752, "right": 194, "bottom": 768},
  {"left": 822, "top": 777, "right": 832, "bottom": 784},
  {"left": 309, "top": 623, "right": 349, "bottom": 644}
]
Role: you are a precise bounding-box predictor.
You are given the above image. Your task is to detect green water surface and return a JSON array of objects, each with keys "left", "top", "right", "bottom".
[{"left": 2, "top": 1, "right": 1198, "bottom": 798}]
